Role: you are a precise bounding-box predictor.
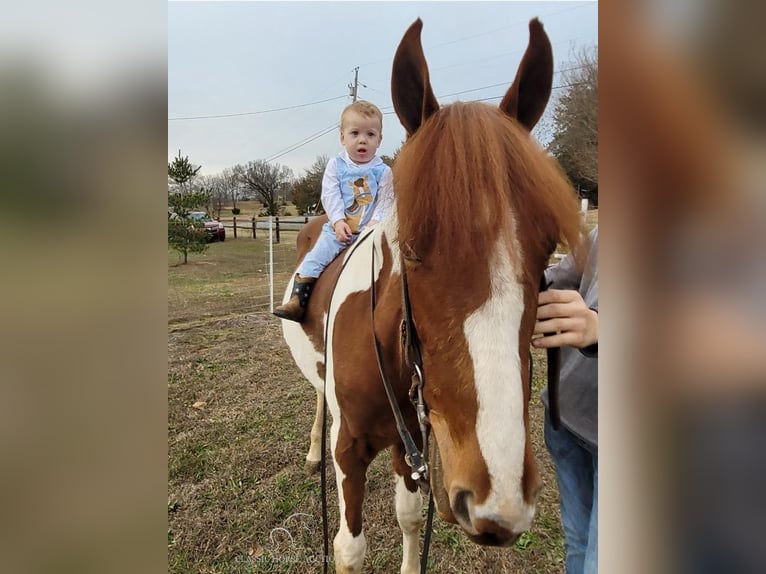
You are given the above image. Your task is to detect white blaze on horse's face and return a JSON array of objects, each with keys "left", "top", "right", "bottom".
[
  {"left": 461, "top": 237, "right": 536, "bottom": 539},
  {"left": 421, "top": 234, "right": 541, "bottom": 547}
]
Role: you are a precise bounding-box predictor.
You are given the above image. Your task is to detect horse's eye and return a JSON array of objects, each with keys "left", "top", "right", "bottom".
[{"left": 401, "top": 243, "right": 422, "bottom": 264}]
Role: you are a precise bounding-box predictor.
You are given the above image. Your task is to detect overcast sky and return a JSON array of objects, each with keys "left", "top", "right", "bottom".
[{"left": 168, "top": 1, "right": 598, "bottom": 177}]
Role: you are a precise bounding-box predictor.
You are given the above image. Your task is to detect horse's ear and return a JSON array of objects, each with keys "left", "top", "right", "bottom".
[
  {"left": 500, "top": 18, "right": 554, "bottom": 131},
  {"left": 391, "top": 19, "right": 439, "bottom": 136}
]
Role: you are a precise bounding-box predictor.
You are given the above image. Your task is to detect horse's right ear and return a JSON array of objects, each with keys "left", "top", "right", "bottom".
[{"left": 391, "top": 19, "right": 439, "bottom": 136}]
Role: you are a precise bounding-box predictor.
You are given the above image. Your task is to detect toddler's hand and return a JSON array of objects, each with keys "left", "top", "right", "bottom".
[{"left": 334, "top": 220, "right": 352, "bottom": 243}]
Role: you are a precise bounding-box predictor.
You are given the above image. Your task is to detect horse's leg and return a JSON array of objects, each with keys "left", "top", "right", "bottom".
[
  {"left": 392, "top": 443, "right": 424, "bottom": 574},
  {"left": 332, "top": 424, "right": 372, "bottom": 574},
  {"left": 305, "top": 388, "right": 324, "bottom": 475}
]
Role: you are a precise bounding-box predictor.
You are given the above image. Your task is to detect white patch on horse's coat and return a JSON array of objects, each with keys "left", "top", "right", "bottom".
[
  {"left": 281, "top": 321, "right": 324, "bottom": 389},
  {"left": 462, "top": 236, "right": 536, "bottom": 532},
  {"left": 395, "top": 476, "right": 423, "bottom": 574},
  {"left": 330, "top": 417, "right": 366, "bottom": 573},
  {"left": 333, "top": 524, "right": 366, "bottom": 573},
  {"left": 280, "top": 281, "right": 327, "bottom": 465}
]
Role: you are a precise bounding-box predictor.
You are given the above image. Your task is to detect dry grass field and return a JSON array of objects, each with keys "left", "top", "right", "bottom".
[{"left": 167, "top": 213, "right": 597, "bottom": 573}]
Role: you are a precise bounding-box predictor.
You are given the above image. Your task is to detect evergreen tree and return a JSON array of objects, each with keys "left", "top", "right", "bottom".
[
  {"left": 168, "top": 151, "right": 210, "bottom": 264},
  {"left": 168, "top": 150, "right": 201, "bottom": 194}
]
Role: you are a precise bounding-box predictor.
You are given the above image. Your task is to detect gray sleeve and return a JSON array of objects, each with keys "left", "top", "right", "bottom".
[{"left": 544, "top": 250, "right": 581, "bottom": 290}]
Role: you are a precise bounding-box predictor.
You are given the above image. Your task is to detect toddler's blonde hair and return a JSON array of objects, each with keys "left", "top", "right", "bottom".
[{"left": 340, "top": 100, "right": 383, "bottom": 131}]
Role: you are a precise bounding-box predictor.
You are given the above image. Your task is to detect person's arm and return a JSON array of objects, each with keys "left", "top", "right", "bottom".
[
  {"left": 321, "top": 158, "right": 346, "bottom": 228},
  {"left": 367, "top": 166, "right": 394, "bottom": 227},
  {"left": 320, "top": 158, "right": 352, "bottom": 242},
  {"left": 544, "top": 249, "right": 581, "bottom": 291},
  {"left": 532, "top": 289, "right": 598, "bottom": 354}
]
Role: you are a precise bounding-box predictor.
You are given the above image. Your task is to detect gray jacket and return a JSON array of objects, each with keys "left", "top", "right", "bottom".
[{"left": 541, "top": 227, "right": 598, "bottom": 449}]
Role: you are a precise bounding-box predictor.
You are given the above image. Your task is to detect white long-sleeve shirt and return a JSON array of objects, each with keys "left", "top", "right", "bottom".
[{"left": 321, "top": 151, "right": 393, "bottom": 230}]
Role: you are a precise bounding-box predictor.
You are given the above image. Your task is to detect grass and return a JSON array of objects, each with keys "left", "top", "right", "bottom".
[{"left": 168, "top": 226, "right": 576, "bottom": 573}]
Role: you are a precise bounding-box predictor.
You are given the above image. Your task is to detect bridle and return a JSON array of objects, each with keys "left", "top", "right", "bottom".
[
  {"left": 368, "top": 242, "right": 561, "bottom": 572},
  {"left": 370, "top": 247, "right": 562, "bottom": 486}
]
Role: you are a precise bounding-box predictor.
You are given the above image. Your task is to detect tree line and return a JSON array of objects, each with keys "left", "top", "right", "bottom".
[{"left": 168, "top": 151, "right": 399, "bottom": 223}]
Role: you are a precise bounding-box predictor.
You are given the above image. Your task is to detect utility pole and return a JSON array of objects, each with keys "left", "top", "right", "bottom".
[{"left": 348, "top": 67, "right": 359, "bottom": 102}]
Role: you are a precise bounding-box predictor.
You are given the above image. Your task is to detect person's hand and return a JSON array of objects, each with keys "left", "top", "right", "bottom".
[
  {"left": 532, "top": 289, "right": 598, "bottom": 349},
  {"left": 333, "top": 220, "right": 352, "bottom": 243}
]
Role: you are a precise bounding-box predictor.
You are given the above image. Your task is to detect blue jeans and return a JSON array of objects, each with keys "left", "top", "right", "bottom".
[
  {"left": 297, "top": 223, "right": 358, "bottom": 278},
  {"left": 544, "top": 411, "right": 598, "bottom": 574}
]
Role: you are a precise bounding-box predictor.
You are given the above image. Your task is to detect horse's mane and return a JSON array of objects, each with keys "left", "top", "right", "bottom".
[{"left": 394, "top": 102, "right": 582, "bottom": 267}]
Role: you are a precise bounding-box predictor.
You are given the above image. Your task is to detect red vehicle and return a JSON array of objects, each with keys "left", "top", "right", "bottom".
[{"left": 188, "top": 211, "right": 225, "bottom": 242}]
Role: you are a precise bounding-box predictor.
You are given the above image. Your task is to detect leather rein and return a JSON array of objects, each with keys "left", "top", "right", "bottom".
[{"left": 370, "top": 246, "right": 433, "bottom": 574}]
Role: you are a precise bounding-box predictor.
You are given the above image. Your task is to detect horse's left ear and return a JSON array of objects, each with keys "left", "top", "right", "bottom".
[
  {"left": 500, "top": 18, "right": 554, "bottom": 131},
  {"left": 391, "top": 19, "right": 440, "bottom": 136}
]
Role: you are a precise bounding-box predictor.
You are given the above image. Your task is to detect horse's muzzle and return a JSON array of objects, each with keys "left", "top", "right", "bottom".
[{"left": 451, "top": 489, "right": 523, "bottom": 547}]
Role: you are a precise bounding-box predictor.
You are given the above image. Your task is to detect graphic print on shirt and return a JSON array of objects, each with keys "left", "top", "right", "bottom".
[{"left": 344, "top": 176, "right": 374, "bottom": 232}]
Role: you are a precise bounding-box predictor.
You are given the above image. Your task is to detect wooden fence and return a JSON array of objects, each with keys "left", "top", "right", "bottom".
[{"left": 217, "top": 216, "right": 316, "bottom": 243}]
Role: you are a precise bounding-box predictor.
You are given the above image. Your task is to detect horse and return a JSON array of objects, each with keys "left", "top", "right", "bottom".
[{"left": 280, "top": 18, "right": 583, "bottom": 574}]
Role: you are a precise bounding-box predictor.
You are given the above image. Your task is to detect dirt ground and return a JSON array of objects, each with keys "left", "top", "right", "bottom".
[{"left": 168, "top": 238, "right": 565, "bottom": 574}]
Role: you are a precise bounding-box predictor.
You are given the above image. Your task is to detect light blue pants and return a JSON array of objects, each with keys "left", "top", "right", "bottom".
[
  {"left": 296, "top": 223, "right": 358, "bottom": 278},
  {"left": 544, "top": 411, "right": 598, "bottom": 574}
]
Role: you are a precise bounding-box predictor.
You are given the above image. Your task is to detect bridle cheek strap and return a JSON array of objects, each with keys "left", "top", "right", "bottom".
[{"left": 370, "top": 246, "right": 429, "bottom": 491}]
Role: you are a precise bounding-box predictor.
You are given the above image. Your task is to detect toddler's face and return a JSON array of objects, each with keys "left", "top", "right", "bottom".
[{"left": 340, "top": 111, "right": 382, "bottom": 164}]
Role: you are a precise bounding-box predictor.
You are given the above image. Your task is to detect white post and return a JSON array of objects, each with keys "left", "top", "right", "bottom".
[
  {"left": 581, "top": 198, "right": 588, "bottom": 214},
  {"left": 268, "top": 215, "right": 274, "bottom": 312}
]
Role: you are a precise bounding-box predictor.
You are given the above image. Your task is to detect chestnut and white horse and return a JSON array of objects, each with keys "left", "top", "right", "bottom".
[{"left": 280, "top": 18, "right": 583, "bottom": 574}]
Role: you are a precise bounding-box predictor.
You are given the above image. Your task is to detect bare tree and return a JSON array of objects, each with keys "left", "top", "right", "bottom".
[
  {"left": 220, "top": 167, "right": 242, "bottom": 213},
  {"left": 199, "top": 174, "right": 228, "bottom": 219},
  {"left": 548, "top": 46, "right": 598, "bottom": 204},
  {"left": 380, "top": 146, "right": 401, "bottom": 168},
  {"left": 235, "top": 160, "right": 293, "bottom": 216}
]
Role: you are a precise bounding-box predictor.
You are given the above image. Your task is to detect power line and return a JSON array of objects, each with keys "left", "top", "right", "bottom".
[
  {"left": 168, "top": 95, "right": 347, "bottom": 121},
  {"left": 468, "top": 81, "right": 590, "bottom": 104},
  {"left": 199, "top": 74, "right": 589, "bottom": 164},
  {"left": 355, "top": 2, "right": 596, "bottom": 70},
  {"left": 427, "top": 4, "right": 592, "bottom": 50},
  {"left": 378, "top": 76, "right": 590, "bottom": 115},
  {"left": 264, "top": 122, "right": 340, "bottom": 163}
]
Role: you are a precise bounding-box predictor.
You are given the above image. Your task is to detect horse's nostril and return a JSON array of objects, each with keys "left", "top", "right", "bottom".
[{"left": 451, "top": 489, "right": 472, "bottom": 526}]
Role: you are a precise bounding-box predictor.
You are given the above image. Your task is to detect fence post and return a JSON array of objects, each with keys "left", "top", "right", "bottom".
[
  {"left": 304, "top": 216, "right": 308, "bottom": 224},
  {"left": 233, "top": 216, "right": 237, "bottom": 239},
  {"left": 252, "top": 217, "right": 256, "bottom": 239},
  {"left": 275, "top": 216, "right": 280, "bottom": 244}
]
